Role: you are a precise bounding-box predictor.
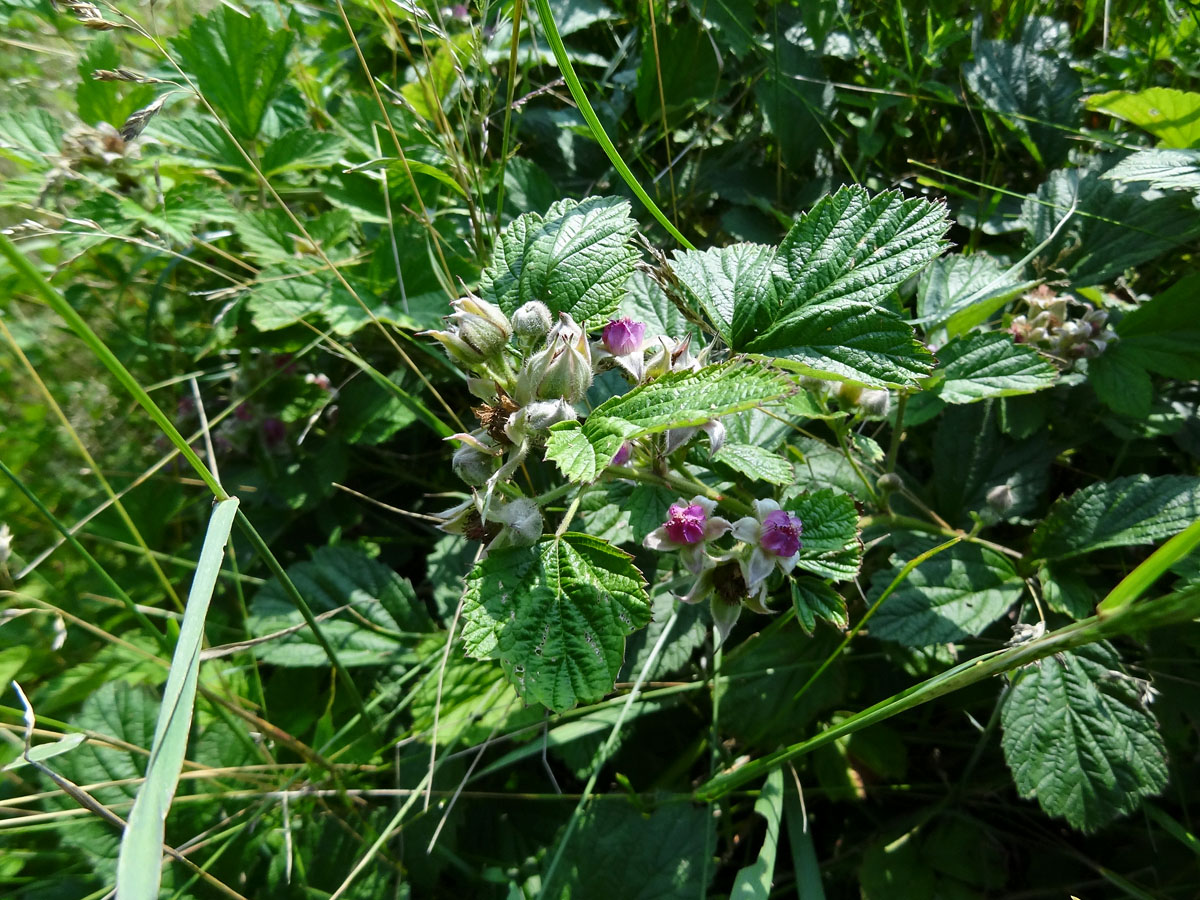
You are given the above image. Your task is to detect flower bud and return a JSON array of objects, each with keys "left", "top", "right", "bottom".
[
  {"left": 601, "top": 317, "right": 646, "bottom": 356},
  {"left": 986, "top": 483, "right": 1014, "bottom": 515},
  {"left": 514, "top": 313, "right": 593, "bottom": 404},
  {"left": 876, "top": 472, "right": 903, "bottom": 494},
  {"left": 610, "top": 442, "right": 633, "bottom": 467},
  {"left": 452, "top": 442, "right": 497, "bottom": 486},
  {"left": 859, "top": 389, "right": 891, "bottom": 418},
  {"left": 449, "top": 295, "right": 511, "bottom": 358},
  {"left": 489, "top": 498, "right": 542, "bottom": 549},
  {"left": 512, "top": 301, "right": 552, "bottom": 347},
  {"left": 836, "top": 381, "right": 863, "bottom": 405}
]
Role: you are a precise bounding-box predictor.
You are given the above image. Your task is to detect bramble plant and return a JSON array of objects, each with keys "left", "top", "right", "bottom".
[{"left": 3, "top": 1, "right": 1200, "bottom": 897}]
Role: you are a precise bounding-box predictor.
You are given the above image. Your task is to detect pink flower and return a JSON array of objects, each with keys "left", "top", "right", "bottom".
[
  {"left": 760, "top": 509, "right": 803, "bottom": 558},
  {"left": 644, "top": 495, "right": 731, "bottom": 574},
  {"left": 602, "top": 317, "right": 646, "bottom": 356},
  {"left": 610, "top": 441, "right": 633, "bottom": 467}
]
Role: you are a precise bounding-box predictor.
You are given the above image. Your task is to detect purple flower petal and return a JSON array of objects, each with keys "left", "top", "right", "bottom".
[
  {"left": 602, "top": 317, "right": 646, "bottom": 356},
  {"left": 664, "top": 503, "right": 707, "bottom": 545},
  {"left": 760, "top": 509, "right": 802, "bottom": 558}
]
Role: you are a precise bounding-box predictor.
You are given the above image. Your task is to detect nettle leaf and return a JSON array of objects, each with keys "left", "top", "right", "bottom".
[
  {"left": 1086, "top": 87, "right": 1200, "bottom": 149},
  {"left": 1001, "top": 641, "right": 1167, "bottom": 831},
  {"left": 712, "top": 442, "right": 793, "bottom": 485},
  {"left": 670, "top": 242, "right": 775, "bottom": 346},
  {"left": 248, "top": 546, "right": 431, "bottom": 666},
  {"left": 479, "top": 196, "right": 638, "bottom": 326},
  {"left": 545, "top": 362, "right": 792, "bottom": 482},
  {"left": 729, "top": 186, "right": 947, "bottom": 387},
  {"left": 931, "top": 332, "right": 1058, "bottom": 403},
  {"left": 1104, "top": 149, "right": 1200, "bottom": 192},
  {"left": 784, "top": 488, "right": 863, "bottom": 580},
  {"left": 869, "top": 541, "right": 1024, "bottom": 646},
  {"left": 915, "top": 252, "right": 1038, "bottom": 337},
  {"left": 791, "top": 576, "right": 848, "bottom": 635},
  {"left": 1031, "top": 474, "right": 1200, "bottom": 561},
  {"left": 171, "top": 8, "right": 295, "bottom": 143},
  {"left": 461, "top": 533, "right": 651, "bottom": 712}
]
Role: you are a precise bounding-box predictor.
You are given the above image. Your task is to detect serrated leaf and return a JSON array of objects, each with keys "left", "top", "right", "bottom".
[
  {"left": 1086, "top": 87, "right": 1200, "bottom": 149},
  {"left": 963, "top": 34, "right": 1081, "bottom": 165},
  {"left": 76, "top": 35, "right": 154, "bottom": 129},
  {"left": 670, "top": 242, "right": 775, "bottom": 345},
  {"left": 248, "top": 546, "right": 431, "bottom": 666},
  {"left": 0, "top": 107, "right": 63, "bottom": 168},
  {"left": 1031, "top": 474, "right": 1200, "bottom": 561},
  {"left": 791, "top": 576, "right": 848, "bottom": 635},
  {"left": 933, "top": 332, "right": 1058, "bottom": 403},
  {"left": 869, "top": 541, "right": 1023, "bottom": 646},
  {"left": 785, "top": 489, "right": 862, "bottom": 580},
  {"left": 619, "top": 269, "right": 703, "bottom": 343},
  {"left": 1038, "top": 563, "right": 1097, "bottom": 619},
  {"left": 1111, "top": 274, "right": 1200, "bottom": 379},
  {"left": 1020, "top": 166, "right": 1200, "bottom": 285},
  {"left": 1104, "top": 148, "right": 1200, "bottom": 191},
  {"left": 461, "top": 533, "right": 651, "bottom": 712},
  {"left": 1089, "top": 350, "right": 1153, "bottom": 419},
  {"left": 712, "top": 442, "right": 793, "bottom": 485},
  {"left": 171, "top": 8, "right": 295, "bottom": 143},
  {"left": 148, "top": 116, "right": 251, "bottom": 172},
  {"left": 1001, "top": 641, "right": 1167, "bottom": 831},
  {"left": 260, "top": 129, "right": 346, "bottom": 175},
  {"left": 915, "top": 252, "right": 1038, "bottom": 336},
  {"left": 545, "top": 362, "right": 792, "bottom": 482},
  {"left": 479, "top": 196, "right": 638, "bottom": 326},
  {"left": 725, "top": 187, "right": 947, "bottom": 387}
]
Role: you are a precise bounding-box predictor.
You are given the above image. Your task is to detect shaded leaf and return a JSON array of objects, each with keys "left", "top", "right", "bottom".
[
  {"left": 932, "top": 332, "right": 1058, "bottom": 403},
  {"left": 1001, "top": 641, "right": 1167, "bottom": 831},
  {"left": 791, "top": 576, "right": 848, "bottom": 635}
]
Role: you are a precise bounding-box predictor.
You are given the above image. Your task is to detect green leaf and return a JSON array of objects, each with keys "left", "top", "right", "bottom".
[
  {"left": 149, "top": 116, "right": 251, "bottom": 172},
  {"left": 1089, "top": 350, "right": 1153, "bottom": 419},
  {"left": 544, "top": 362, "right": 792, "bottom": 482},
  {"left": 3, "top": 732, "right": 86, "bottom": 771},
  {"left": 869, "top": 541, "right": 1024, "bottom": 646},
  {"left": 915, "top": 252, "right": 1038, "bottom": 336},
  {"left": 480, "top": 196, "right": 638, "bottom": 326},
  {"left": 731, "top": 186, "right": 947, "bottom": 387},
  {"left": 1031, "top": 474, "right": 1200, "bottom": 561},
  {"left": 543, "top": 800, "right": 712, "bottom": 899},
  {"left": 670, "top": 242, "right": 774, "bottom": 345},
  {"left": 1104, "top": 148, "right": 1200, "bottom": 191},
  {"left": 171, "top": 7, "right": 295, "bottom": 143},
  {"left": 618, "top": 269, "right": 702, "bottom": 343},
  {"left": 1112, "top": 274, "right": 1200, "bottom": 379},
  {"left": 1086, "top": 87, "right": 1200, "bottom": 149},
  {"left": 260, "top": 128, "right": 346, "bottom": 175},
  {"left": 0, "top": 107, "right": 63, "bottom": 168},
  {"left": 461, "top": 533, "right": 651, "bottom": 712},
  {"left": 1001, "top": 641, "right": 1167, "bottom": 831},
  {"left": 963, "top": 34, "right": 1081, "bottom": 165},
  {"left": 343, "top": 155, "right": 469, "bottom": 198},
  {"left": 791, "top": 576, "right": 848, "bottom": 635},
  {"left": 785, "top": 489, "right": 863, "bottom": 580},
  {"left": 635, "top": 18, "right": 720, "bottom": 128},
  {"left": 932, "top": 332, "right": 1058, "bottom": 403},
  {"left": 1020, "top": 166, "right": 1200, "bottom": 285},
  {"left": 1038, "top": 563, "right": 1097, "bottom": 619},
  {"left": 246, "top": 269, "right": 393, "bottom": 336},
  {"left": 76, "top": 35, "right": 154, "bottom": 128},
  {"left": 117, "top": 498, "right": 238, "bottom": 900},
  {"left": 712, "top": 442, "right": 793, "bottom": 485},
  {"left": 730, "top": 768, "right": 784, "bottom": 900},
  {"left": 248, "top": 546, "right": 431, "bottom": 666},
  {"left": 401, "top": 32, "right": 473, "bottom": 121}
]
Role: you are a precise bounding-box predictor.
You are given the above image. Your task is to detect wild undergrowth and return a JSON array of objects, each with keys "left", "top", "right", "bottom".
[{"left": 1, "top": 1, "right": 1199, "bottom": 898}]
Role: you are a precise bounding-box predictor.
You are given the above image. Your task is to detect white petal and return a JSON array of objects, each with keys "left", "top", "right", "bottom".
[
  {"left": 704, "top": 515, "right": 732, "bottom": 541},
  {"left": 744, "top": 548, "right": 774, "bottom": 589},
  {"left": 711, "top": 597, "right": 742, "bottom": 648},
  {"left": 753, "top": 497, "right": 782, "bottom": 519},
  {"left": 643, "top": 527, "right": 675, "bottom": 551},
  {"left": 731, "top": 517, "right": 760, "bottom": 544}
]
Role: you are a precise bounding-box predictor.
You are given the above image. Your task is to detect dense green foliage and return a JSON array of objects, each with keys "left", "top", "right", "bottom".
[{"left": 1, "top": 0, "right": 1199, "bottom": 897}]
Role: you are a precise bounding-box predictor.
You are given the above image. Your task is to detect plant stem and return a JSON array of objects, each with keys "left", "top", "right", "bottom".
[{"left": 885, "top": 390, "right": 908, "bottom": 473}]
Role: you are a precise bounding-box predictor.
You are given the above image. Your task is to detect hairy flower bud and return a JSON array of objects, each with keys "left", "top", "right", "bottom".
[
  {"left": 489, "top": 497, "right": 543, "bottom": 549},
  {"left": 859, "top": 389, "right": 891, "bottom": 418},
  {"left": 512, "top": 301, "right": 552, "bottom": 347},
  {"left": 986, "top": 483, "right": 1015, "bottom": 515},
  {"left": 876, "top": 472, "right": 903, "bottom": 494},
  {"left": 515, "top": 313, "right": 593, "bottom": 404},
  {"left": 452, "top": 442, "right": 497, "bottom": 486},
  {"left": 422, "top": 294, "right": 511, "bottom": 368}
]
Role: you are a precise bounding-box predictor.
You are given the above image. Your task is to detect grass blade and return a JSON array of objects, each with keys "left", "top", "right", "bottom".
[{"left": 116, "top": 497, "right": 239, "bottom": 900}]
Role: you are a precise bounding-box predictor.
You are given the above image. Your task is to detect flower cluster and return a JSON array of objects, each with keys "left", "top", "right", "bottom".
[
  {"left": 644, "top": 496, "right": 804, "bottom": 645},
  {"left": 1010, "top": 289, "right": 1116, "bottom": 364},
  {"left": 424, "top": 294, "right": 724, "bottom": 551}
]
